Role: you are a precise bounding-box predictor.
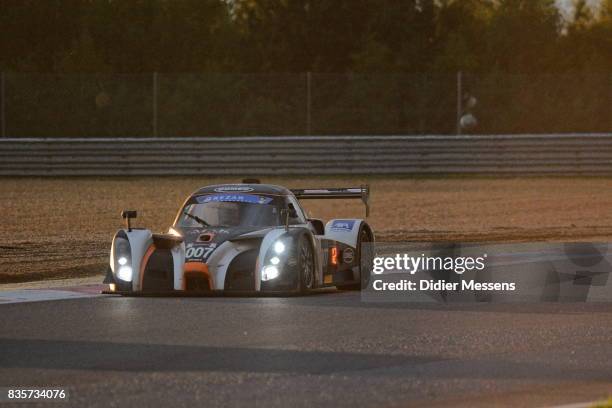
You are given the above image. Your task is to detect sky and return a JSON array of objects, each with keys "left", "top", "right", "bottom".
[{"left": 556, "top": 0, "right": 602, "bottom": 19}]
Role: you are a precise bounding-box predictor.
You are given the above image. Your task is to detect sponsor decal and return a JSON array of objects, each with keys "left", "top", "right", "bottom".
[
  {"left": 214, "top": 186, "right": 254, "bottom": 193},
  {"left": 343, "top": 248, "right": 355, "bottom": 264},
  {"left": 197, "top": 194, "right": 273, "bottom": 205},
  {"left": 331, "top": 220, "right": 355, "bottom": 231},
  {"left": 187, "top": 242, "right": 217, "bottom": 248},
  {"left": 186, "top": 229, "right": 201, "bottom": 238}
]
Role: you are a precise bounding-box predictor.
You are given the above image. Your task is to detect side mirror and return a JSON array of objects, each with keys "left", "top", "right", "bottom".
[
  {"left": 281, "top": 204, "right": 299, "bottom": 232},
  {"left": 287, "top": 203, "right": 298, "bottom": 219},
  {"left": 121, "top": 210, "right": 137, "bottom": 231}
]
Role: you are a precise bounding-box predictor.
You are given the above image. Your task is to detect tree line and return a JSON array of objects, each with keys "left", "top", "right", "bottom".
[
  {"left": 1, "top": 0, "right": 610, "bottom": 74},
  {"left": 0, "top": 0, "right": 610, "bottom": 136}
]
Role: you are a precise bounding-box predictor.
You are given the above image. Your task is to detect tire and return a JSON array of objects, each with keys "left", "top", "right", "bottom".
[
  {"left": 337, "top": 226, "right": 373, "bottom": 291},
  {"left": 358, "top": 227, "right": 374, "bottom": 289},
  {"left": 297, "top": 234, "right": 315, "bottom": 293}
]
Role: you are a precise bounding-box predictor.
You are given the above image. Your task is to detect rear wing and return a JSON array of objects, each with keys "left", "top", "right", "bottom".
[{"left": 290, "top": 185, "right": 370, "bottom": 217}]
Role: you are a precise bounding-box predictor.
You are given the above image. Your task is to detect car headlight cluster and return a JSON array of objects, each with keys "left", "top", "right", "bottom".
[
  {"left": 114, "top": 236, "right": 133, "bottom": 282},
  {"left": 262, "top": 265, "right": 279, "bottom": 281},
  {"left": 261, "top": 239, "right": 289, "bottom": 281},
  {"left": 273, "top": 241, "right": 285, "bottom": 254}
]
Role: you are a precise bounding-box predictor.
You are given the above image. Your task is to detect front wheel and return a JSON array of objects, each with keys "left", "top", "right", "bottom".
[{"left": 297, "top": 234, "right": 315, "bottom": 293}]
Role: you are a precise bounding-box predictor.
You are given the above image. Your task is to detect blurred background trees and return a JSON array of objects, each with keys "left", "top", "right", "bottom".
[
  {"left": 2, "top": 0, "right": 608, "bottom": 73},
  {"left": 0, "top": 0, "right": 610, "bottom": 136}
]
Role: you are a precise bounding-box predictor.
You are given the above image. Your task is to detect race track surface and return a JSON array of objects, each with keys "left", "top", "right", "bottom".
[{"left": 1, "top": 287, "right": 612, "bottom": 407}]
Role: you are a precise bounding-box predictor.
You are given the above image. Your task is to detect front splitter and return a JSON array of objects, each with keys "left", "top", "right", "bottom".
[{"left": 101, "top": 288, "right": 337, "bottom": 297}]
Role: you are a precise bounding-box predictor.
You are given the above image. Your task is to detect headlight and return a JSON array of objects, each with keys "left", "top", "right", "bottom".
[
  {"left": 262, "top": 265, "right": 279, "bottom": 281},
  {"left": 261, "top": 238, "right": 291, "bottom": 281},
  {"left": 115, "top": 237, "right": 131, "bottom": 258},
  {"left": 117, "top": 266, "right": 133, "bottom": 282},
  {"left": 274, "top": 241, "right": 285, "bottom": 254},
  {"left": 113, "top": 236, "right": 132, "bottom": 281}
]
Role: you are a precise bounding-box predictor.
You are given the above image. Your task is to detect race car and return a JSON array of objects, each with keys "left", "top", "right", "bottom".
[{"left": 104, "top": 181, "right": 374, "bottom": 294}]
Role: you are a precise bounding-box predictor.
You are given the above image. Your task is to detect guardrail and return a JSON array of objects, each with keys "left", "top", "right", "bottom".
[{"left": 1, "top": 134, "right": 612, "bottom": 176}]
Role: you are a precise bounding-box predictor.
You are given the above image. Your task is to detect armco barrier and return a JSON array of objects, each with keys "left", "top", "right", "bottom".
[{"left": 1, "top": 134, "right": 612, "bottom": 176}]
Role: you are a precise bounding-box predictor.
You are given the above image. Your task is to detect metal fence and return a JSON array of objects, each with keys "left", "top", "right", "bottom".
[
  {"left": 0, "top": 73, "right": 610, "bottom": 137},
  {"left": 2, "top": 134, "right": 612, "bottom": 176}
]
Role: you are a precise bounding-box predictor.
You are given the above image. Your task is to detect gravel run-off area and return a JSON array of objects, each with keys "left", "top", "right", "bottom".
[{"left": 2, "top": 176, "right": 612, "bottom": 283}]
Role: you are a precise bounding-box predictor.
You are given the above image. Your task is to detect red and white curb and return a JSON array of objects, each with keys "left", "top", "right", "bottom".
[{"left": 0, "top": 284, "right": 106, "bottom": 305}]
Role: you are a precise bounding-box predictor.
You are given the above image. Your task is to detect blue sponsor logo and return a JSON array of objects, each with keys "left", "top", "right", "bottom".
[
  {"left": 197, "top": 194, "right": 273, "bottom": 205},
  {"left": 331, "top": 220, "right": 355, "bottom": 231},
  {"left": 214, "top": 186, "right": 254, "bottom": 193}
]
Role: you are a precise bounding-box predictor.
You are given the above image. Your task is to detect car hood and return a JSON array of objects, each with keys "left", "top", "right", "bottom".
[{"left": 174, "top": 225, "right": 279, "bottom": 246}]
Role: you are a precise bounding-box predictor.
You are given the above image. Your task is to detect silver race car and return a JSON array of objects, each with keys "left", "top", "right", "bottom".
[{"left": 104, "top": 181, "right": 374, "bottom": 294}]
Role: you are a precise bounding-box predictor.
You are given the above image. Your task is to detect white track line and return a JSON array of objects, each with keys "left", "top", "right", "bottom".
[
  {"left": 0, "top": 277, "right": 106, "bottom": 305},
  {"left": 0, "top": 286, "right": 105, "bottom": 305},
  {"left": 546, "top": 400, "right": 603, "bottom": 408}
]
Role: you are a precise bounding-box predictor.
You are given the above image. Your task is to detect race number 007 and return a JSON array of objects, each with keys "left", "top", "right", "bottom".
[{"left": 185, "top": 246, "right": 213, "bottom": 259}]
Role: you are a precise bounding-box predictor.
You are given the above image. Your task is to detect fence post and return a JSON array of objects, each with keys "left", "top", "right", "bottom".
[
  {"left": 1, "top": 72, "right": 5, "bottom": 138},
  {"left": 306, "top": 71, "right": 312, "bottom": 136},
  {"left": 153, "top": 72, "right": 158, "bottom": 137},
  {"left": 456, "top": 71, "right": 462, "bottom": 135}
]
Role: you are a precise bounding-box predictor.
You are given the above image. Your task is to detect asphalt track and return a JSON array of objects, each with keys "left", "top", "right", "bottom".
[{"left": 1, "top": 282, "right": 612, "bottom": 407}]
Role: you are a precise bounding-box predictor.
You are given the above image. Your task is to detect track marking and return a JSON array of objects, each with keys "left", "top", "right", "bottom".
[
  {"left": 0, "top": 284, "right": 106, "bottom": 305},
  {"left": 546, "top": 400, "right": 604, "bottom": 408}
]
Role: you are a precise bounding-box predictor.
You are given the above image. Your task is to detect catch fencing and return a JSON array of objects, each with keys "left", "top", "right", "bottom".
[{"left": 0, "top": 73, "right": 610, "bottom": 137}]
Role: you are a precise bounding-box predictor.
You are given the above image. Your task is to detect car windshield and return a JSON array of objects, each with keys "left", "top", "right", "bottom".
[{"left": 177, "top": 193, "right": 281, "bottom": 228}]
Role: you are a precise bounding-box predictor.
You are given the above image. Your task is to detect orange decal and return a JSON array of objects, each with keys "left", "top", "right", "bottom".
[
  {"left": 330, "top": 246, "right": 338, "bottom": 266},
  {"left": 139, "top": 244, "right": 157, "bottom": 289},
  {"left": 184, "top": 262, "right": 212, "bottom": 290}
]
